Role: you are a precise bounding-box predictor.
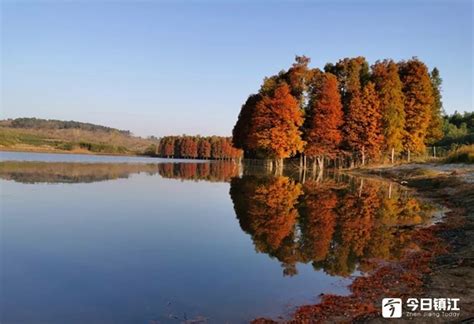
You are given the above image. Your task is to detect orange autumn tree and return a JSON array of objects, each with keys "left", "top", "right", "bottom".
[
  {"left": 360, "top": 82, "right": 384, "bottom": 162},
  {"left": 324, "top": 57, "right": 370, "bottom": 111},
  {"left": 398, "top": 58, "right": 434, "bottom": 157},
  {"left": 371, "top": 60, "right": 405, "bottom": 163},
  {"left": 342, "top": 89, "right": 366, "bottom": 164},
  {"left": 340, "top": 82, "right": 383, "bottom": 165},
  {"left": 179, "top": 136, "right": 198, "bottom": 158},
  {"left": 304, "top": 72, "right": 343, "bottom": 170},
  {"left": 160, "top": 136, "right": 175, "bottom": 158},
  {"left": 247, "top": 83, "right": 305, "bottom": 170},
  {"left": 198, "top": 138, "right": 211, "bottom": 159},
  {"left": 326, "top": 57, "right": 371, "bottom": 165}
]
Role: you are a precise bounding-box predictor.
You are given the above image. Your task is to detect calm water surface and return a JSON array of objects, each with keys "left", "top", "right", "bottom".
[{"left": 0, "top": 152, "right": 435, "bottom": 323}]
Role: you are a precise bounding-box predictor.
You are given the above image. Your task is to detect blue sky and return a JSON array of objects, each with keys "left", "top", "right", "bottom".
[{"left": 1, "top": 0, "right": 472, "bottom": 137}]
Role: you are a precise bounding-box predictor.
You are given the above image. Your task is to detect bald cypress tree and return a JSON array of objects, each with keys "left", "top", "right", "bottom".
[
  {"left": 398, "top": 58, "right": 434, "bottom": 156},
  {"left": 371, "top": 60, "right": 405, "bottom": 163},
  {"left": 426, "top": 67, "right": 444, "bottom": 145},
  {"left": 232, "top": 94, "right": 261, "bottom": 157},
  {"left": 360, "top": 82, "right": 383, "bottom": 163},
  {"left": 248, "top": 83, "right": 305, "bottom": 170},
  {"left": 304, "top": 72, "right": 343, "bottom": 170},
  {"left": 283, "top": 56, "right": 312, "bottom": 109},
  {"left": 326, "top": 57, "right": 370, "bottom": 165},
  {"left": 324, "top": 56, "right": 370, "bottom": 110}
]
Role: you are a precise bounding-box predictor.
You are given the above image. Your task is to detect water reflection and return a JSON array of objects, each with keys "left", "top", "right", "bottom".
[
  {"left": 0, "top": 161, "right": 160, "bottom": 184},
  {"left": 0, "top": 161, "right": 240, "bottom": 184},
  {"left": 0, "top": 156, "right": 437, "bottom": 322},
  {"left": 157, "top": 161, "right": 240, "bottom": 182},
  {"left": 229, "top": 174, "right": 434, "bottom": 277}
]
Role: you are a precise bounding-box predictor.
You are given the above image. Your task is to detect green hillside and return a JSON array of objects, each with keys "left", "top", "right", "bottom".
[{"left": 0, "top": 118, "right": 157, "bottom": 155}]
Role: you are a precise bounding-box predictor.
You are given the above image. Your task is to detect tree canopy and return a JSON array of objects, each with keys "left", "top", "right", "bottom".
[{"left": 232, "top": 55, "right": 446, "bottom": 166}]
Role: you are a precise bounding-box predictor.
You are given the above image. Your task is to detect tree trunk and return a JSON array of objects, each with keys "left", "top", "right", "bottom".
[
  {"left": 267, "top": 159, "right": 273, "bottom": 172},
  {"left": 361, "top": 146, "right": 366, "bottom": 166},
  {"left": 276, "top": 158, "right": 284, "bottom": 175},
  {"left": 359, "top": 179, "right": 364, "bottom": 197},
  {"left": 316, "top": 168, "right": 323, "bottom": 183},
  {"left": 407, "top": 149, "right": 411, "bottom": 162},
  {"left": 433, "top": 146, "right": 436, "bottom": 158},
  {"left": 312, "top": 158, "right": 317, "bottom": 174},
  {"left": 391, "top": 147, "right": 395, "bottom": 164},
  {"left": 317, "top": 156, "right": 324, "bottom": 171},
  {"left": 298, "top": 155, "right": 303, "bottom": 180}
]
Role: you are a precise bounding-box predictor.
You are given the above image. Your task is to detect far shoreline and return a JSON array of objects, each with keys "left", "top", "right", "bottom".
[
  {"left": 0, "top": 147, "right": 216, "bottom": 163},
  {"left": 0, "top": 146, "right": 145, "bottom": 157}
]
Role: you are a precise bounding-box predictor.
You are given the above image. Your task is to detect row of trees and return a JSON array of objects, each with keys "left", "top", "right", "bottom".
[
  {"left": 152, "top": 136, "right": 243, "bottom": 160},
  {"left": 233, "top": 56, "right": 444, "bottom": 168},
  {"left": 230, "top": 175, "right": 433, "bottom": 277}
]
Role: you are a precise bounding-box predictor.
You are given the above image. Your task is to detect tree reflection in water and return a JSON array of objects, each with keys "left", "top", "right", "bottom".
[
  {"left": 1, "top": 160, "right": 434, "bottom": 278},
  {"left": 157, "top": 161, "right": 240, "bottom": 182},
  {"left": 0, "top": 160, "right": 240, "bottom": 184},
  {"left": 229, "top": 173, "right": 435, "bottom": 277}
]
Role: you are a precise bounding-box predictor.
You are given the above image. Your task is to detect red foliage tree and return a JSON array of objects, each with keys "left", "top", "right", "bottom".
[
  {"left": 248, "top": 83, "right": 305, "bottom": 168},
  {"left": 304, "top": 72, "right": 344, "bottom": 169},
  {"left": 398, "top": 58, "right": 434, "bottom": 155},
  {"left": 198, "top": 139, "right": 211, "bottom": 159}
]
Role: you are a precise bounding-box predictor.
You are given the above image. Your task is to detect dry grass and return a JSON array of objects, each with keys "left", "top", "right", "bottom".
[{"left": 445, "top": 144, "right": 474, "bottom": 164}]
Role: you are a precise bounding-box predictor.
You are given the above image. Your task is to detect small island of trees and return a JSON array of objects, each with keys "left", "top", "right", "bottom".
[{"left": 232, "top": 56, "right": 445, "bottom": 172}]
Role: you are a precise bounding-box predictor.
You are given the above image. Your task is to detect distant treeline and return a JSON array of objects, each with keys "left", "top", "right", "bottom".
[
  {"left": 0, "top": 118, "right": 243, "bottom": 160},
  {"left": 439, "top": 111, "right": 474, "bottom": 146},
  {"left": 151, "top": 136, "right": 243, "bottom": 160},
  {"left": 0, "top": 118, "right": 131, "bottom": 136},
  {"left": 233, "top": 56, "right": 458, "bottom": 168}
]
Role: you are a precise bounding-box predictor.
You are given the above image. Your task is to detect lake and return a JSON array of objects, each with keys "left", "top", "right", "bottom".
[{"left": 0, "top": 152, "right": 435, "bottom": 323}]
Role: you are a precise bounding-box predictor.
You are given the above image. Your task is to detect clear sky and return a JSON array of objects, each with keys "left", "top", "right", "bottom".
[{"left": 1, "top": 0, "right": 473, "bottom": 137}]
